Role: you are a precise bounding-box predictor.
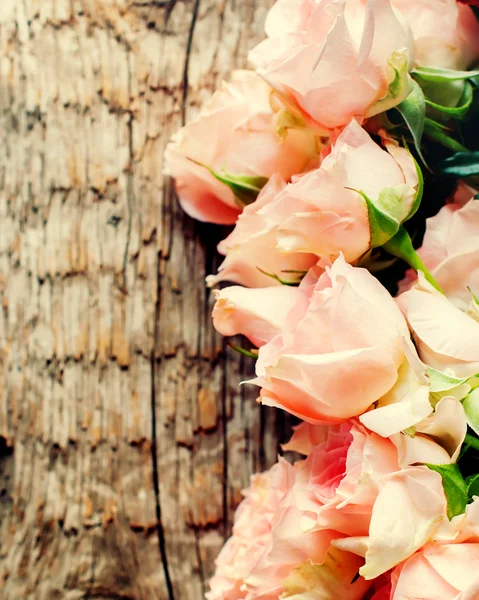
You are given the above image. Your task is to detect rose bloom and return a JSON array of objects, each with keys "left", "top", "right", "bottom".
[
  {"left": 252, "top": 255, "right": 414, "bottom": 425},
  {"left": 392, "top": 0, "right": 479, "bottom": 70},
  {"left": 208, "top": 120, "right": 418, "bottom": 288},
  {"left": 163, "top": 70, "right": 318, "bottom": 225},
  {"left": 397, "top": 197, "right": 479, "bottom": 378},
  {"left": 249, "top": 0, "right": 414, "bottom": 130},
  {"left": 207, "top": 420, "right": 452, "bottom": 599},
  {"left": 206, "top": 454, "right": 370, "bottom": 600}
]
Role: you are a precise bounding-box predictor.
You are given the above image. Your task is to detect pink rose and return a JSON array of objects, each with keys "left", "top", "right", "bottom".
[
  {"left": 267, "top": 120, "right": 419, "bottom": 263},
  {"left": 206, "top": 456, "right": 370, "bottom": 600},
  {"left": 392, "top": 0, "right": 479, "bottom": 69},
  {"left": 164, "top": 70, "right": 318, "bottom": 224},
  {"left": 249, "top": 0, "right": 414, "bottom": 130},
  {"left": 208, "top": 421, "right": 453, "bottom": 599},
  {"left": 253, "top": 256, "right": 413, "bottom": 424},
  {"left": 391, "top": 543, "right": 479, "bottom": 599},
  {"left": 291, "top": 422, "right": 448, "bottom": 580},
  {"left": 397, "top": 196, "right": 479, "bottom": 379},
  {"left": 397, "top": 275, "right": 479, "bottom": 378},
  {"left": 208, "top": 120, "right": 419, "bottom": 288},
  {"left": 412, "top": 194, "right": 479, "bottom": 309},
  {"left": 207, "top": 175, "right": 318, "bottom": 288}
]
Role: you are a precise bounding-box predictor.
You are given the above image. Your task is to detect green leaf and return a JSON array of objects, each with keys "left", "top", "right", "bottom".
[
  {"left": 425, "top": 463, "right": 468, "bottom": 519},
  {"left": 436, "top": 152, "right": 479, "bottom": 178},
  {"left": 424, "top": 81, "right": 474, "bottom": 119},
  {"left": 423, "top": 119, "right": 469, "bottom": 152},
  {"left": 466, "top": 473, "right": 479, "bottom": 498},
  {"left": 463, "top": 389, "right": 479, "bottom": 436},
  {"left": 413, "top": 67, "right": 479, "bottom": 83},
  {"left": 394, "top": 80, "right": 427, "bottom": 164}
]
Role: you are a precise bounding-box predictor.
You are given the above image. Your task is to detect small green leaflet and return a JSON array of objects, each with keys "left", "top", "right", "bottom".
[
  {"left": 394, "top": 80, "right": 427, "bottom": 165},
  {"left": 425, "top": 463, "right": 468, "bottom": 520},
  {"left": 412, "top": 67, "right": 479, "bottom": 83},
  {"left": 436, "top": 152, "right": 479, "bottom": 178}
]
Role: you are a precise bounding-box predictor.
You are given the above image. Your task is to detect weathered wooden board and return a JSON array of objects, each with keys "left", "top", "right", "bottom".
[{"left": 0, "top": 1, "right": 294, "bottom": 598}]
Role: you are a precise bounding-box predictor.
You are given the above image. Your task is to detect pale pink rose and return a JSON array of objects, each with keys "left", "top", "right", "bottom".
[
  {"left": 206, "top": 456, "right": 370, "bottom": 600},
  {"left": 253, "top": 255, "right": 412, "bottom": 424},
  {"left": 249, "top": 0, "right": 414, "bottom": 130},
  {"left": 397, "top": 275, "right": 479, "bottom": 378},
  {"left": 399, "top": 191, "right": 479, "bottom": 308},
  {"left": 391, "top": 543, "right": 479, "bottom": 599},
  {"left": 164, "top": 70, "right": 318, "bottom": 224},
  {"left": 207, "top": 175, "right": 317, "bottom": 288},
  {"left": 267, "top": 120, "right": 419, "bottom": 263},
  {"left": 212, "top": 285, "right": 301, "bottom": 347},
  {"left": 288, "top": 421, "right": 448, "bottom": 580},
  {"left": 208, "top": 120, "right": 418, "bottom": 288},
  {"left": 392, "top": 0, "right": 479, "bottom": 69}
]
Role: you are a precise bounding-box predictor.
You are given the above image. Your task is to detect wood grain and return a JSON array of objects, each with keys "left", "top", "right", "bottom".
[{"left": 0, "top": 1, "right": 293, "bottom": 598}]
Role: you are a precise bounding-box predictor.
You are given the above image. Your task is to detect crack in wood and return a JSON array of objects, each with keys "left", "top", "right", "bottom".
[{"left": 151, "top": 251, "right": 176, "bottom": 600}]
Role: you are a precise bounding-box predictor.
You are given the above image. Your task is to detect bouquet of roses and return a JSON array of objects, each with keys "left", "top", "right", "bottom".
[{"left": 165, "top": 0, "right": 479, "bottom": 597}]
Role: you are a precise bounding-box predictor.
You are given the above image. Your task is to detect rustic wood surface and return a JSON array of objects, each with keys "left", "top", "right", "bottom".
[{"left": 0, "top": 1, "right": 295, "bottom": 598}]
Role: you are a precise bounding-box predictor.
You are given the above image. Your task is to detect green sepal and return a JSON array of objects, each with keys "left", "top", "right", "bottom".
[
  {"left": 394, "top": 80, "right": 427, "bottom": 165},
  {"left": 366, "top": 50, "right": 413, "bottom": 117},
  {"left": 353, "top": 189, "right": 401, "bottom": 248},
  {"left": 423, "top": 119, "right": 469, "bottom": 153},
  {"left": 424, "top": 81, "right": 474, "bottom": 119},
  {"left": 413, "top": 67, "right": 479, "bottom": 83},
  {"left": 425, "top": 463, "right": 468, "bottom": 520},
  {"left": 191, "top": 159, "right": 268, "bottom": 208},
  {"left": 463, "top": 389, "right": 479, "bottom": 437},
  {"left": 211, "top": 171, "right": 268, "bottom": 208},
  {"left": 426, "top": 367, "right": 469, "bottom": 393}
]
